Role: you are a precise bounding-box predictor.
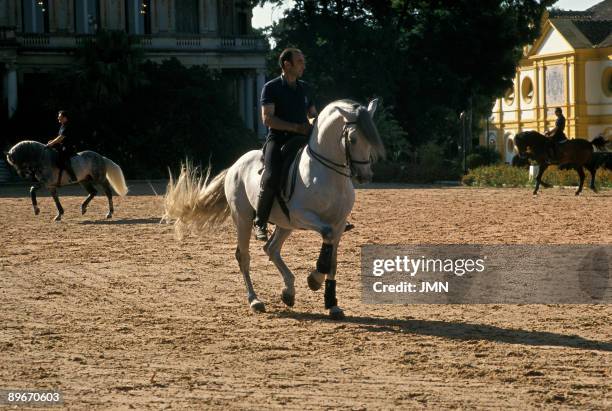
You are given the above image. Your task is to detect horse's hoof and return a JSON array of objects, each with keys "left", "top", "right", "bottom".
[
  {"left": 250, "top": 299, "right": 266, "bottom": 313},
  {"left": 329, "top": 306, "right": 345, "bottom": 320},
  {"left": 81, "top": 206, "right": 87, "bottom": 215},
  {"left": 281, "top": 290, "right": 295, "bottom": 307},
  {"left": 575, "top": 191, "right": 581, "bottom": 196},
  {"left": 106, "top": 212, "right": 113, "bottom": 219},
  {"left": 33, "top": 207, "right": 40, "bottom": 216},
  {"left": 53, "top": 215, "right": 62, "bottom": 222},
  {"left": 307, "top": 271, "right": 324, "bottom": 291}
]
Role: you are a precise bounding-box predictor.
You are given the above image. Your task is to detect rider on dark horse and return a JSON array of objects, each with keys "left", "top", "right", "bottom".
[
  {"left": 545, "top": 107, "right": 567, "bottom": 161},
  {"left": 254, "top": 48, "right": 317, "bottom": 241},
  {"left": 46, "top": 110, "right": 77, "bottom": 184}
]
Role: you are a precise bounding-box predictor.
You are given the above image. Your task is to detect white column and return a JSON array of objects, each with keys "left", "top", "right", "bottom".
[
  {"left": 245, "top": 74, "right": 254, "bottom": 131},
  {"left": 127, "top": 0, "right": 139, "bottom": 34},
  {"left": 237, "top": 76, "right": 245, "bottom": 122},
  {"left": 7, "top": 65, "right": 18, "bottom": 118},
  {"left": 256, "top": 69, "right": 265, "bottom": 138},
  {"left": 82, "top": 0, "right": 89, "bottom": 33}
]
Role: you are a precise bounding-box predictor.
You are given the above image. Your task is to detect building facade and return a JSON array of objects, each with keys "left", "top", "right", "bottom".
[
  {"left": 483, "top": 1, "right": 612, "bottom": 163},
  {"left": 0, "top": 0, "right": 268, "bottom": 137}
]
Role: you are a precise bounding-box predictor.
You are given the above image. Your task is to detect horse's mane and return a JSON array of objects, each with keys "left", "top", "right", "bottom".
[
  {"left": 8, "top": 140, "right": 46, "bottom": 166},
  {"left": 325, "top": 99, "right": 386, "bottom": 161}
]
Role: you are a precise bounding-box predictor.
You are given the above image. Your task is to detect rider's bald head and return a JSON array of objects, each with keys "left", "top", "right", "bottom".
[{"left": 279, "top": 48, "right": 303, "bottom": 71}]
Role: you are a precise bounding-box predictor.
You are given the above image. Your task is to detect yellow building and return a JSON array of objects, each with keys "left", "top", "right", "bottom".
[{"left": 484, "top": 1, "right": 612, "bottom": 163}]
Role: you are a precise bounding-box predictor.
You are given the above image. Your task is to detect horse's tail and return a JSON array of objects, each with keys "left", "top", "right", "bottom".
[
  {"left": 591, "top": 136, "right": 607, "bottom": 150},
  {"left": 103, "top": 157, "right": 129, "bottom": 196},
  {"left": 163, "top": 162, "right": 230, "bottom": 239}
]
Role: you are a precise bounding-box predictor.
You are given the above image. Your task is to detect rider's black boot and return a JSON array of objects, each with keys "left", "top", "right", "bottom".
[{"left": 253, "top": 185, "right": 276, "bottom": 241}]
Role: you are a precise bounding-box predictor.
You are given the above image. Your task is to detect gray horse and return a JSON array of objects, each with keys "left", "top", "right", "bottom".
[{"left": 6, "top": 140, "right": 128, "bottom": 221}]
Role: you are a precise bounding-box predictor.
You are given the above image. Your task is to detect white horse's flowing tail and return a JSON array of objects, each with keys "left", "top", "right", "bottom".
[
  {"left": 103, "top": 157, "right": 129, "bottom": 196},
  {"left": 164, "top": 162, "right": 230, "bottom": 238}
]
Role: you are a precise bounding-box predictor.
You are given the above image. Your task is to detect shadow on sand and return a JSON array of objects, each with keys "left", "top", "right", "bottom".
[{"left": 273, "top": 311, "right": 612, "bottom": 352}]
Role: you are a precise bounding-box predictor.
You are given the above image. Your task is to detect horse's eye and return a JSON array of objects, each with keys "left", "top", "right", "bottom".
[{"left": 349, "top": 136, "right": 357, "bottom": 145}]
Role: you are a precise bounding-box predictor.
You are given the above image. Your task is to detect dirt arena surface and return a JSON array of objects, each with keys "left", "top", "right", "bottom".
[{"left": 1, "top": 182, "right": 610, "bottom": 409}]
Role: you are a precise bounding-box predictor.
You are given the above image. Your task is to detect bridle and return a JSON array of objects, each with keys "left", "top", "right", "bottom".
[{"left": 307, "top": 121, "right": 371, "bottom": 178}]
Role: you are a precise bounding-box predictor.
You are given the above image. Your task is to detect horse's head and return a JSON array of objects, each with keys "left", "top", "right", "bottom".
[
  {"left": 334, "top": 99, "right": 386, "bottom": 184},
  {"left": 514, "top": 132, "right": 536, "bottom": 159},
  {"left": 6, "top": 140, "right": 45, "bottom": 179},
  {"left": 515, "top": 131, "right": 549, "bottom": 160},
  {"left": 513, "top": 133, "right": 528, "bottom": 159}
]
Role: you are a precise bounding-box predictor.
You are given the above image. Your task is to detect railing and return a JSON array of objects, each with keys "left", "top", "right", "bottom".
[
  {"left": 15, "top": 33, "right": 267, "bottom": 51},
  {"left": 20, "top": 33, "right": 51, "bottom": 47}
]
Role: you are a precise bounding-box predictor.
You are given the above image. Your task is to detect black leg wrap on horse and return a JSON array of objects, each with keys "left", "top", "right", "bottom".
[
  {"left": 317, "top": 243, "right": 333, "bottom": 274},
  {"left": 324, "top": 279, "right": 337, "bottom": 309}
]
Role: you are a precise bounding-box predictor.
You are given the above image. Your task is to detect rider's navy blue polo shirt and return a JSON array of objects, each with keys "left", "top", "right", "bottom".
[{"left": 260, "top": 75, "right": 314, "bottom": 139}]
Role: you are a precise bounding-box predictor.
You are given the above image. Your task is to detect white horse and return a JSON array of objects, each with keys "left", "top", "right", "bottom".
[{"left": 164, "top": 99, "right": 385, "bottom": 319}]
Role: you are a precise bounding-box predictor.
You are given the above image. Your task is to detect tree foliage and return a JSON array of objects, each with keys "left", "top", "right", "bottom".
[{"left": 265, "top": 0, "right": 553, "bottom": 149}]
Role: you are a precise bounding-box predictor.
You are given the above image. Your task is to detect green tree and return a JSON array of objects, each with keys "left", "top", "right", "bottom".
[{"left": 263, "top": 0, "right": 553, "bottom": 149}]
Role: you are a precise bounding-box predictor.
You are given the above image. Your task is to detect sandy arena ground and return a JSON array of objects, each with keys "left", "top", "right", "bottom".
[{"left": 0, "top": 182, "right": 610, "bottom": 409}]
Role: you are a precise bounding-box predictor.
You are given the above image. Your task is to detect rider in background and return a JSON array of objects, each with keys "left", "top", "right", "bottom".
[
  {"left": 254, "top": 48, "right": 317, "bottom": 241},
  {"left": 545, "top": 107, "right": 567, "bottom": 160},
  {"left": 46, "top": 110, "right": 77, "bottom": 183}
]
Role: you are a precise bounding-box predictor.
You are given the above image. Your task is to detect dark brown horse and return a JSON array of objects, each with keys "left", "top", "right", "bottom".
[{"left": 513, "top": 131, "right": 608, "bottom": 195}]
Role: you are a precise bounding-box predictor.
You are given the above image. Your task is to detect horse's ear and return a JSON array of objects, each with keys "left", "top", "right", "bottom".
[
  {"left": 336, "top": 106, "right": 356, "bottom": 123},
  {"left": 367, "top": 99, "right": 379, "bottom": 116}
]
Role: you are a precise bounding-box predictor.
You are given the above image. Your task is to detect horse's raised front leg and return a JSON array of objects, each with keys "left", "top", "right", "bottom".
[
  {"left": 297, "top": 211, "right": 334, "bottom": 292},
  {"left": 101, "top": 179, "right": 114, "bottom": 218},
  {"left": 30, "top": 183, "right": 41, "bottom": 215},
  {"left": 263, "top": 227, "right": 295, "bottom": 307},
  {"left": 298, "top": 211, "right": 346, "bottom": 319},
  {"left": 533, "top": 163, "right": 548, "bottom": 195},
  {"left": 575, "top": 166, "right": 585, "bottom": 196},
  {"left": 80, "top": 181, "right": 97, "bottom": 215},
  {"left": 50, "top": 187, "right": 64, "bottom": 222}
]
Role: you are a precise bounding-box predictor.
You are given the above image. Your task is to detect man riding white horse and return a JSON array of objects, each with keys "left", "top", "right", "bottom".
[
  {"left": 164, "top": 95, "right": 385, "bottom": 318},
  {"left": 255, "top": 48, "right": 354, "bottom": 241}
]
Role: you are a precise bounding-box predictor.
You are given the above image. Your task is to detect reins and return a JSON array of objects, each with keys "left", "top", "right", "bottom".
[{"left": 307, "top": 120, "right": 371, "bottom": 178}]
